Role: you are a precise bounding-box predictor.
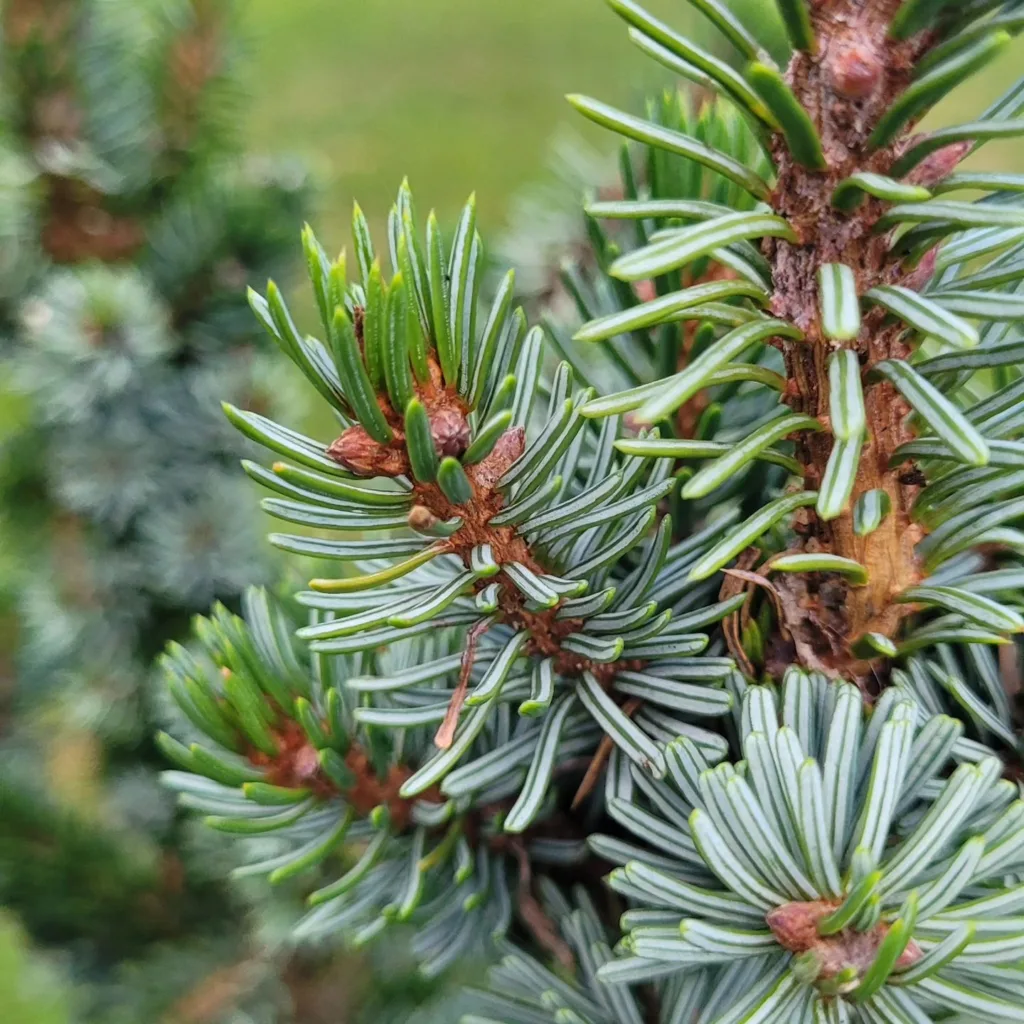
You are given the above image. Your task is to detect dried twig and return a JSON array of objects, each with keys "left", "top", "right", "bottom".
[
  {"left": 434, "top": 615, "right": 494, "bottom": 749},
  {"left": 511, "top": 838, "right": 574, "bottom": 971}
]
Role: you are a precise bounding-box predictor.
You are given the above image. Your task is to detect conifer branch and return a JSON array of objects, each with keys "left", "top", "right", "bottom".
[{"left": 157, "top": 1, "right": 1024, "bottom": 1020}]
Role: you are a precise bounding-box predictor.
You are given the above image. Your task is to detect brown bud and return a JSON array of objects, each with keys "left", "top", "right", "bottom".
[
  {"left": 902, "top": 247, "right": 937, "bottom": 292},
  {"left": 830, "top": 38, "right": 883, "bottom": 100},
  {"left": 634, "top": 279, "right": 657, "bottom": 303},
  {"left": 894, "top": 938, "right": 923, "bottom": 971},
  {"left": 767, "top": 901, "right": 922, "bottom": 982},
  {"left": 622, "top": 413, "right": 645, "bottom": 435},
  {"left": 292, "top": 743, "right": 321, "bottom": 781},
  {"left": 767, "top": 901, "right": 833, "bottom": 954},
  {"left": 466, "top": 427, "right": 526, "bottom": 491},
  {"left": 327, "top": 425, "right": 409, "bottom": 477},
  {"left": 907, "top": 140, "right": 972, "bottom": 187},
  {"left": 407, "top": 504, "right": 440, "bottom": 532},
  {"left": 430, "top": 406, "right": 472, "bottom": 457}
]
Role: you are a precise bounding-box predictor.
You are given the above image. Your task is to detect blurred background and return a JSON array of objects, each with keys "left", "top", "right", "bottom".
[{"left": 1, "top": 1, "right": 1021, "bottom": 1022}]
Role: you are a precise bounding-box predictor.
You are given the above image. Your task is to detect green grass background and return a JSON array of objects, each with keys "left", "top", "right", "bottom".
[
  {"left": 239, "top": 0, "right": 1024, "bottom": 249},
  {"left": 238, "top": 0, "right": 681, "bottom": 243}
]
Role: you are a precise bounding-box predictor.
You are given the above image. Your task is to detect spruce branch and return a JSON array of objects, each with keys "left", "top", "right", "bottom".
[
  {"left": 159, "top": 588, "right": 596, "bottom": 972},
  {"left": 160, "top": 1, "right": 1024, "bottom": 1018},
  {"left": 460, "top": 673, "right": 1024, "bottom": 1022},
  {"left": 573, "top": 0, "right": 1024, "bottom": 686},
  {"left": 235, "top": 181, "right": 743, "bottom": 820},
  {"left": 593, "top": 674, "right": 1024, "bottom": 1021}
]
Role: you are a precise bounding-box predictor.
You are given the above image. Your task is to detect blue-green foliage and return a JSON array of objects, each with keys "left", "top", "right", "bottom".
[{"left": 161, "top": 589, "right": 590, "bottom": 975}]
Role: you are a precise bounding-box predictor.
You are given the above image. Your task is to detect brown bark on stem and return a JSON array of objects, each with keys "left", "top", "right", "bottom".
[
  {"left": 328, "top": 351, "right": 641, "bottom": 723},
  {"left": 762, "top": 1, "right": 945, "bottom": 682}
]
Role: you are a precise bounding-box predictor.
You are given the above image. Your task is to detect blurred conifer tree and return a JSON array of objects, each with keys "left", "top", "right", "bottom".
[{"left": 0, "top": 1, "right": 312, "bottom": 1017}]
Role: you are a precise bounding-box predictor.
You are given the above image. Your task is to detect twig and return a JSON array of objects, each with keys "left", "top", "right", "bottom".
[
  {"left": 434, "top": 615, "right": 494, "bottom": 749},
  {"left": 511, "top": 837, "right": 574, "bottom": 971}
]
